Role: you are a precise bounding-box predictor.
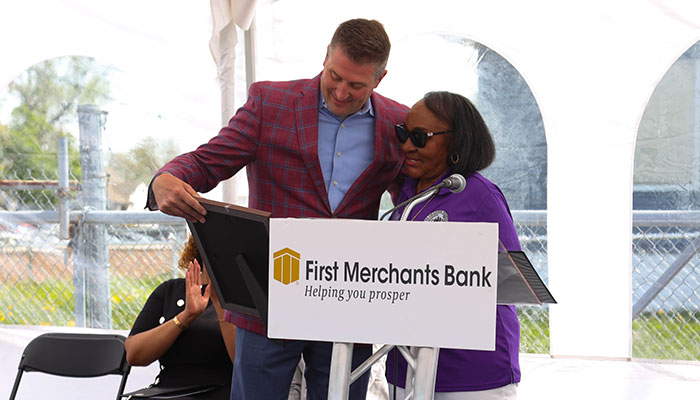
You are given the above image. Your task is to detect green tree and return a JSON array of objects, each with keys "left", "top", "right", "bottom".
[
  {"left": 106, "top": 136, "right": 180, "bottom": 209},
  {"left": 0, "top": 121, "right": 10, "bottom": 174},
  {"left": 0, "top": 56, "right": 112, "bottom": 209}
]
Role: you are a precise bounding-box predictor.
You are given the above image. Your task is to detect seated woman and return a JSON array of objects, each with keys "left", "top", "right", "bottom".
[
  {"left": 125, "top": 236, "right": 236, "bottom": 400},
  {"left": 386, "top": 91, "right": 521, "bottom": 399}
]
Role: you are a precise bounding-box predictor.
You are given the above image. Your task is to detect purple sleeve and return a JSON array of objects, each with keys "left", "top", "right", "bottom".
[{"left": 475, "top": 191, "right": 522, "bottom": 252}]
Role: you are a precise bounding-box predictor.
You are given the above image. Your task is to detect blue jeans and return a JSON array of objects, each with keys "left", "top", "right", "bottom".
[{"left": 230, "top": 328, "right": 371, "bottom": 400}]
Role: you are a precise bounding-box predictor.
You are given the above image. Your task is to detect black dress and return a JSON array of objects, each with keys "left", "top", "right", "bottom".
[{"left": 129, "top": 279, "right": 232, "bottom": 400}]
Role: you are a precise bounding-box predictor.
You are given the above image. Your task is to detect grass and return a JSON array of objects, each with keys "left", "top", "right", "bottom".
[
  {"left": 633, "top": 310, "right": 700, "bottom": 360},
  {"left": 1, "top": 279, "right": 698, "bottom": 360},
  {"left": 110, "top": 274, "right": 172, "bottom": 329},
  {"left": 518, "top": 307, "right": 550, "bottom": 354},
  {"left": 0, "top": 275, "right": 169, "bottom": 330}
]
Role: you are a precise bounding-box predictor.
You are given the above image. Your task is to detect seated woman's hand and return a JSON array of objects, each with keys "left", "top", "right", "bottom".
[{"left": 181, "top": 259, "right": 211, "bottom": 325}]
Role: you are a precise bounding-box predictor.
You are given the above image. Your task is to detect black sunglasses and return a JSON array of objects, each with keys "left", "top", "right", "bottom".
[{"left": 394, "top": 124, "right": 452, "bottom": 148}]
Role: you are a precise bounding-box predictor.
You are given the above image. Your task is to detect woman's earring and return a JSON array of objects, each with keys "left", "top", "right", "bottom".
[{"left": 450, "top": 152, "right": 460, "bottom": 165}]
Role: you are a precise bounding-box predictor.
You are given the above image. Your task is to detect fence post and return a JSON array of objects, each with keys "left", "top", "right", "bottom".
[
  {"left": 57, "top": 135, "right": 70, "bottom": 239},
  {"left": 75, "top": 104, "right": 111, "bottom": 328},
  {"left": 172, "top": 227, "right": 187, "bottom": 278}
]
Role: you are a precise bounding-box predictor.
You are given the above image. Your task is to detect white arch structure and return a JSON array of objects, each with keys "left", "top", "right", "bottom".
[{"left": 2, "top": 0, "right": 700, "bottom": 360}]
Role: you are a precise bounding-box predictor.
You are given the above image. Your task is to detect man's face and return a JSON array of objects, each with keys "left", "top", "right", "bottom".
[{"left": 320, "top": 46, "right": 386, "bottom": 119}]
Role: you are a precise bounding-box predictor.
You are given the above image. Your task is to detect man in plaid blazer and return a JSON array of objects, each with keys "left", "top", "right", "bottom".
[{"left": 148, "top": 19, "right": 407, "bottom": 400}]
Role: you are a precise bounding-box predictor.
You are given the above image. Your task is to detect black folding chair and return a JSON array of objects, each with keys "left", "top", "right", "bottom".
[{"left": 9, "top": 332, "right": 131, "bottom": 400}]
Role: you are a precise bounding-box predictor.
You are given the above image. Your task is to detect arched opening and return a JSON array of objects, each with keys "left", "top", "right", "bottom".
[
  {"left": 632, "top": 40, "right": 700, "bottom": 360},
  {"left": 387, "top": 33, "right": 549, "bottom": 353}
]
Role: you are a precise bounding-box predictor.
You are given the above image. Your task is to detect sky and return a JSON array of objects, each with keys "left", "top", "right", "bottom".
[
  {"left": 0, "top": 0, "right": 484, "bottom": 158},
  {"left": 0, "top": 0, "right": 504, "bottom": 209},
  {"left": 0, "top": 1, "right": 225, "bottom": 157}
]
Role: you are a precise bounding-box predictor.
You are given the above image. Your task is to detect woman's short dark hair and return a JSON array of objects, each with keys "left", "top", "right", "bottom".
[{"left": 422, "top": 91, "right": 495, "bottom": 176}]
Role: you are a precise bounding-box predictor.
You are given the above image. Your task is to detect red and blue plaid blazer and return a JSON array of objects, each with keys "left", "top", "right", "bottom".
[{"left": 152, "top": 74, "right": 408, "bottom": 333}]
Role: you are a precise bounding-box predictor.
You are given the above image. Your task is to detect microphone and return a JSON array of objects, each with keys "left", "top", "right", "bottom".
[
  {"left": 380, "top": 174, "right": 466, "bottom": 220},
  {"left": 435, "top": 174, "right": 466, "bottom": 193}
]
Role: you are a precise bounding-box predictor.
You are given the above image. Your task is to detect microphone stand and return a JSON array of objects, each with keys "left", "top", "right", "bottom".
[
  {"left": 380, "top": 186, "right": 440, "bottom": 221},
  {"left": 399, "top": 188, "right": 439, "bottom": 221},
  {"left": 332, "top": 176, "right": 462, "bottom": 400},
  {"left": 381, "top": 174, "right": 466, "bottom": 221}
]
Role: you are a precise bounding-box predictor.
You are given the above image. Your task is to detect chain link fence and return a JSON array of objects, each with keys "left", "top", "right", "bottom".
[
  {"left": 0, "top": 207, "right": 187, "bottom": 330},
  {"left": 2, "top": 172, "right": 700, "bottom": 359},
  {"left": 1, "top": 179, "right": 552, "bottom": 350},
  {"left": 101, "top": 220, "right": 188, "bottom": 330},
  {"left": 0, "top": 166, "right": 189, "bottom": 330},
  {"left": 513, "top": 212, "right": 549, "bottom": 354},
  {"left": 0, "top": 168, "right": 80, "bottom": 211},
  {"left": 632, "top": 211, "right": 700, "bottom": 361}
]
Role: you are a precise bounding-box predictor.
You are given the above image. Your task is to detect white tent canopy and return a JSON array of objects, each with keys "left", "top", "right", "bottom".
[{"left": 2, "top": 0, "right": 700, "bottom": 360}]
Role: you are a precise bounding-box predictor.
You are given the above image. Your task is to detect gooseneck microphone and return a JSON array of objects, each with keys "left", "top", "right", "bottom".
[
  {"left": 380, "top": 173, "right": 466, "bottom": 220},
  {"left": 435, "top": 174, "right": 466, "bottom": 193}
]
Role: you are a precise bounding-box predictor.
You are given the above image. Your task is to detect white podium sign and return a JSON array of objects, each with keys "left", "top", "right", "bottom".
[{"left": 268, "top": 219, "right": 498, "bottom": 350}]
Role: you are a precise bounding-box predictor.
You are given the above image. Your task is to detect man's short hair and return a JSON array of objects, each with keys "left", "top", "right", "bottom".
[{"left": 329, "top": 19, "right": 391, "bottom": 79}]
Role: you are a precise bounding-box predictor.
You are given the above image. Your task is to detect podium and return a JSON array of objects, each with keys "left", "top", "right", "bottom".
[{"left": 188, "top": 198, "right": 555, "bottom": 400}]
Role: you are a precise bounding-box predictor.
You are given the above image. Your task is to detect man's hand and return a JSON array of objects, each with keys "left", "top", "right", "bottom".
[{"left": 152, "top": 173, "right": 207, "bottom": 223}]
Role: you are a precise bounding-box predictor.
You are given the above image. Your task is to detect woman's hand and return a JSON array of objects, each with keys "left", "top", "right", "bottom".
[
  {"left": 125, "top": 263, "right": 210, "bottom": 366},
  {"left": 180, "top": 259, "right": 211, "bottom": 326}
]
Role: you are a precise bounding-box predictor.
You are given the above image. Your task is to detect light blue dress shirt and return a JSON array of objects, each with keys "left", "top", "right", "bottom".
[{"left": 318, "top": 96, "right": 375, "bottom": 211}]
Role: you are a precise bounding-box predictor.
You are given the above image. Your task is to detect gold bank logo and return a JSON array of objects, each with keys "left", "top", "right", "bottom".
[{"left": 273, "top": 248, "right": 300, "bottom": 284}]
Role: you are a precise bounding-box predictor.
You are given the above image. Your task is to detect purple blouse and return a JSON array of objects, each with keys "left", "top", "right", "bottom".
[{"left": 386, "top": 171, "right": 521, "bottom": 392}]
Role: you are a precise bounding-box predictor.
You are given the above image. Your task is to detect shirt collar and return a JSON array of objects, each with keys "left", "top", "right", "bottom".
[{"left": 319, "top": 94, "right": 375, "bottom": 118}]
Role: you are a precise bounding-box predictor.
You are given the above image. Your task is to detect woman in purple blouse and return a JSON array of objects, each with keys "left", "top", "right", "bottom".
[{"left": 386, "top": 91, "right": 520, "bottom": 399}]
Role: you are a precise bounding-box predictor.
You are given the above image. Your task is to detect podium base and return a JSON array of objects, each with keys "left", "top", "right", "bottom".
[{"left": 328, "top": 343, "right": 438, "bottom": 400}]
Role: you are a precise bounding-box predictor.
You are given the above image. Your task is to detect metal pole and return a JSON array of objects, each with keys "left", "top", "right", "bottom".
[
  {"left": 244, "top": 18, "right": 256, "bottom": 91},
  {"left": 328, "top": 342, "right": 354, "bottom": 399},
  {"left": 72, "top": 218, "right": 86, "bottom": 327},
  {"left": 410, "top": 347, "right": 440, "bottom": 400},
  {"left": 58, "top": 134, "right": 80, "bottom": 324},
  {"left": 172, "top": 224, "right": 187, "bottom": 278},
  {"left": 404, "top": 347, "right": 416, "bottom": 399},
  {"left": 77, "top": 104, "right": 111, "bottom": 328},
  {"left": 57, "top": 136, "right": 70, "bottom": 239}
]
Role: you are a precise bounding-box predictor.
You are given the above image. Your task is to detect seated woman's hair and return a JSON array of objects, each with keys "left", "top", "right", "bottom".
[
  {"left": 177, "top": 235, "right": 202, "bottom": 270},
  {"left": 422, "top": 91, "right": 495, "bottom": 176}
]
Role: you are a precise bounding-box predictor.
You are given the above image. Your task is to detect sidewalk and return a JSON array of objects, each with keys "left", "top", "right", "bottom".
[
  {"left": 517, "top": 354, "right": 700, "bottom": 400},
  {"left": 2, "top": 325, "right": 700, "bottom": 399}
]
